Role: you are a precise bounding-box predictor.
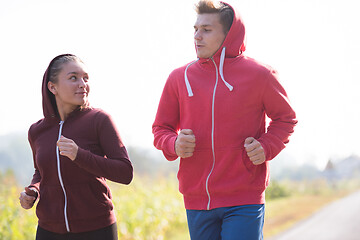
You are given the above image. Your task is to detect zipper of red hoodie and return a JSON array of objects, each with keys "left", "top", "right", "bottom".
[
  {"left": 205, "top": 57, "right": 219, "bottom": 210},
  {"left": 57, "top": 120, "right": 70, "bottom": 232}
]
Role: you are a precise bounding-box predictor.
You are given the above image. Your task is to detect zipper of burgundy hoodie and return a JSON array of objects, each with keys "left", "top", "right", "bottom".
[
  {"left": 56, "top": 120, "right": 70, "bottom": 232},
  {"left": 205, "top": 58, "right": 219, "bottom": 210}
]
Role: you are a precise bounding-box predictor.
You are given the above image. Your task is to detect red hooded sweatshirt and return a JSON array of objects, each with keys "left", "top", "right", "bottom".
[
  {"left": 28, "top": 54, "right": 133, "bottom": 233},
  {"left": 152, "top": 3, "right": 297, "bottom": 210}
]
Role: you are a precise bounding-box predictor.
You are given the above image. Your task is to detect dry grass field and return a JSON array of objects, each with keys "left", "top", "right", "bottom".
[{"left": 1, "top": 171, "right": 359, "bottom": 240}]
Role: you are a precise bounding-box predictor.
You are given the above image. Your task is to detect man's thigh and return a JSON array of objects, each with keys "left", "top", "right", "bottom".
[
  {"left": 221, "top": 204, "right": 265, "bottom": 240},
  {"left": 186, "top": 209, "right": 222, "bottom": 240}
]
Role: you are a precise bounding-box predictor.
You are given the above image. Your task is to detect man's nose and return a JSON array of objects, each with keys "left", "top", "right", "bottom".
[{"left": 194, "top": 31, "right": 202, "bottom": 40}]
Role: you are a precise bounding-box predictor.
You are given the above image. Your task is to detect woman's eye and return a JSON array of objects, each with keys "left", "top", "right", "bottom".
[
  {"left": 83, "top": 76, "right": 89, "bottom": 82},
  {"left": 70, "top": 76, "right": 77, "bottom": 80}
]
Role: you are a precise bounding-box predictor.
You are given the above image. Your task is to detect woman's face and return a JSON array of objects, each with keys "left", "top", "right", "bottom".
[{"left": 48, "top": 60, "right": 90, "bottom": 114}]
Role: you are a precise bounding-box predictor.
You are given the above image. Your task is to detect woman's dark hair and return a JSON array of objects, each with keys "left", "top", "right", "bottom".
[{"left": 48, "top": 54, "right": 83, "bottom": 83}]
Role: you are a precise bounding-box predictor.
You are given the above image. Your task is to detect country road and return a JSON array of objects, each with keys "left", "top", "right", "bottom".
[{"left": 268, "top": 190, "right": 360, "bottom": 240}]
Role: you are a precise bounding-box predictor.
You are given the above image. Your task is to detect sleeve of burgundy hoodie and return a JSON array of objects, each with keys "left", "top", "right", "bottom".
[
  {"left": 28, "top": 127, "right": 41, "bottom": 195},
  {"left": 152, "top": 73, "right": 180, "bottom": 161},
  {"left": 74, "top": 111, "right": 133, "bottom": 184},
  {"left": 258, "top": 69, "right": 297, "bottom": 161}
]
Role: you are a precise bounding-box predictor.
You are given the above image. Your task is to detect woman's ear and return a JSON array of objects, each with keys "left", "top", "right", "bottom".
[{"left": 47, "top": 81, "right": 57, "bottom": 95}]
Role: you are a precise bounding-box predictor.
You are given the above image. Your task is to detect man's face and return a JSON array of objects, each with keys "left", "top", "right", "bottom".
[{"left": 194, "top": 13, "right": 227, "bottom": 59}]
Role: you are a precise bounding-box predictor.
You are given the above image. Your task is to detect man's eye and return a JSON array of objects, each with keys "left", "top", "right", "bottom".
[
  {"left": 83, "top": 76, "right": 89, "bottom": 82},
  {"left": 70, "top": 76, "right": 76, "bottom": 80},
  {"left": 204, "top": 29, "right": 211, "bottom": 32}
]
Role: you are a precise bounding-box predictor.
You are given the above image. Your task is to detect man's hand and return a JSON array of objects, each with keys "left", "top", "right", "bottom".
[
  {"left": 19, "top": 187, "right": 37, "bottom": 209},
  {"left": 175, "top": 129, "right": 196, "bottom": 158},
  {"left": 57, "top": 136, "right": 78, "bottom": 161},
  {"left": 244, "top": 137, "right": 265, "bottom": 165}
]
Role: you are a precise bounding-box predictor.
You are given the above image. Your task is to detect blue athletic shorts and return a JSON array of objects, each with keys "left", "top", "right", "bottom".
[{"left": 186, "top": 204, "right": 265, "bottom": 240}]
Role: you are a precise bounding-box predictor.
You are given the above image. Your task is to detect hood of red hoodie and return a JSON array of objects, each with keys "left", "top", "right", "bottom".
[
  {"left": 185, "top": 2, "right": 245, "bottom": 97},
  {"left": 41, "top": 54, "right": 90, "bottom": 120},
  {"left": 197, "top": 1, "right": 246, "bottom": 62}
]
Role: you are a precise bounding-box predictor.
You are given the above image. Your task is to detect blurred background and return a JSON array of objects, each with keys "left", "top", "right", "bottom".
[{"left": 0, "top": 0, "right": 359, "bottom": 239}]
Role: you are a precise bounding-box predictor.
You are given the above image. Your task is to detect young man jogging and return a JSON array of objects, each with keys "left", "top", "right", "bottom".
[{"left": 152, "top": 1, "right": 297, "bottom": 239}]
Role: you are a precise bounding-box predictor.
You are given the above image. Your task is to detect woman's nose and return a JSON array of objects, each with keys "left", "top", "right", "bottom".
[{"left": 79, "top": 79, "right": 87, "bottom": 88}]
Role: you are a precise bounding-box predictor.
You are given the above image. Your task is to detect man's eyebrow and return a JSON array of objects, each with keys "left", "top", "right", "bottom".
[{"left": 194, "top": 24, "right": 212, "bottom": 28}]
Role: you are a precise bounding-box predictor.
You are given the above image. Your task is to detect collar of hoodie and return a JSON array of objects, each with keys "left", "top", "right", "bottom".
[{"left": 184, "top": 47, "right": 233, "bottom": 97}]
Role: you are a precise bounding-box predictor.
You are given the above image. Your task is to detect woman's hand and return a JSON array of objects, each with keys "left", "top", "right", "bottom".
[
  {"left": 57, "top": 135, "right": 78, "bottom": 161},
  {"left": 19, "top": 187, "right": 37, "bottom": 209}
]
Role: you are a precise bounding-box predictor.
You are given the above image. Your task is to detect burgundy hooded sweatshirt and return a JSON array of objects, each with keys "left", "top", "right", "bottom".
[
  {"left": 153, "top": 2, "right": 297, "bottom": 210},
  {"left": 28, "top": 54, "right": 133, "bottom": 233}
]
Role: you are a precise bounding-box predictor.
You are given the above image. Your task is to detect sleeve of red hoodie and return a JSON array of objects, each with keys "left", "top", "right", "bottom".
[
  {"left": 74, "top": 111, "right": 133, "bottom": 184},
  {"left": 258, "top": 69, "right": 297, "bottom": 161},
  {"left": 152, "top": 71, "right": 180, "bottom": 161}
]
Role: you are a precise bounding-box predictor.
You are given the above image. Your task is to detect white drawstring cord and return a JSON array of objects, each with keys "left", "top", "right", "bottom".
[
  {"left": 184, "top": 47, "right": 233, "bottom": 97},
  {"left": 219, "top": 47, "right": 233, "bottom": 92},
  {"left": 184, "top": 59, "right": 199, "bottom": 97}
]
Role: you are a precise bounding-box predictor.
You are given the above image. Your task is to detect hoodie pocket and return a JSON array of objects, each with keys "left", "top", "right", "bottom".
[
  {"left": 241, "top": 148, "right": 268, "bottom": 190},
  {"left": 36, "top": 185, "right": 65, "bottom": 223},
  {"left": 208, "top": 147, "right": 267, "bottom": 193},
  {"left": 177, "top": 149, "right": 213, "bottom": 196},
  {"left": 66, "top": 181, "right": 113, "bottom": 221}
]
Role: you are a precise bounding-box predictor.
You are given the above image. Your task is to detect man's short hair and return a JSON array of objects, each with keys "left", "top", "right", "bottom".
[{"left": 195, "top": 0, "right": 234, "bottom": 34}]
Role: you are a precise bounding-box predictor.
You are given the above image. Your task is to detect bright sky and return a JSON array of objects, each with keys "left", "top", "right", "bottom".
[{"left": 0, "top": 0, "right": 359, "bottom": 169}]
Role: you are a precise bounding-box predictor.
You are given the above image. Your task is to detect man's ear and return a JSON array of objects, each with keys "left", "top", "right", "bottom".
[{"left": 47, "top": 81, "right": 57, "bottom": 95}]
